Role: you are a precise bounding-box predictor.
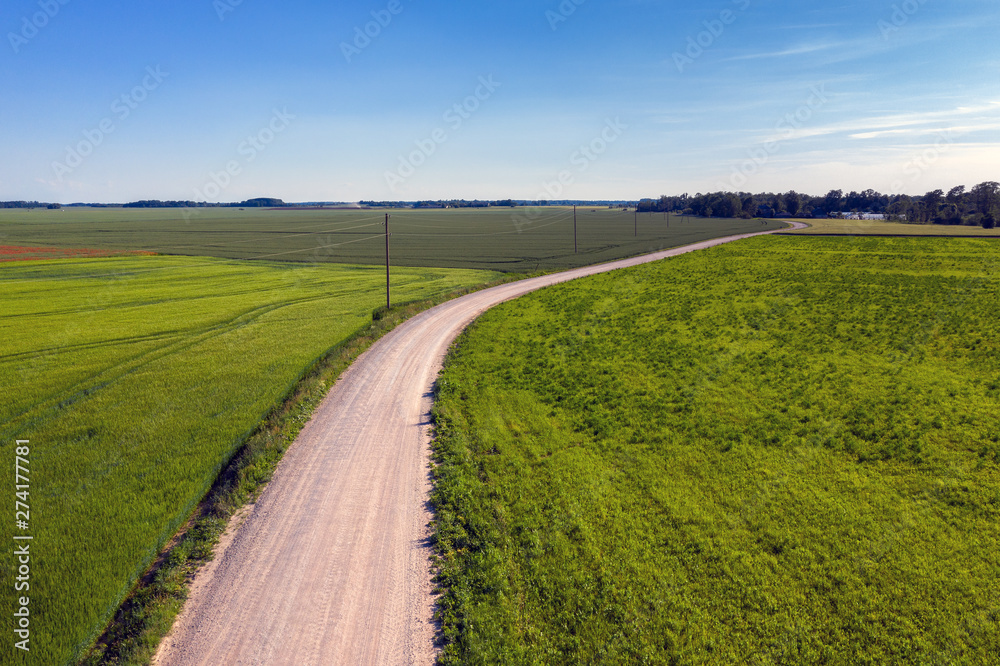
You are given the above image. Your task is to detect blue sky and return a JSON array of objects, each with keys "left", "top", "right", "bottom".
[{"left": 2, "top": 0, "right": 998, "bottom": 203}]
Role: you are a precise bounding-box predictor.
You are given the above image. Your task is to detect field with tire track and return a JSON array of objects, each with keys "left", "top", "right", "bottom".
[{"left": 0, "top": 255, "right": 496, "bottom": 664}]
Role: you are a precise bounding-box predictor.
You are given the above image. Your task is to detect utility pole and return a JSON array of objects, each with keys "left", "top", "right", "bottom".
[
  {"left": 384, "top": 212, "right": 390, "bottom": 310},
  {"left": 634, "top": 205, "right": 637, "bottom": 237},
  {"left": 574, "top": 204, "right": 578, "bottom": 253}
]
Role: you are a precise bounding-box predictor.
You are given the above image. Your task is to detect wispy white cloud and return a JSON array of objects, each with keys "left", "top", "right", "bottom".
[
  {"left": 757, "top": 101, "right": 1000, "bottom": 144},
  {"left": 723, "top": 43, "right": 838, "bottom": 61},
  {"left": 850, "top": 122, "right": 1000, "bottom": 140}
]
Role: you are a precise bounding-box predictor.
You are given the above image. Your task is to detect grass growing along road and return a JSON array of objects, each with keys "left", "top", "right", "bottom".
[
  {"left": 0, "top": 255, "right": 497, "bottom": 664},
  {"left": 431, "top": 236, "right": 1000, "bottom": 664}
]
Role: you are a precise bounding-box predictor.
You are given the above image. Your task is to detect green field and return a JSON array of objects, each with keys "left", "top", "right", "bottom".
[
  {"left": 784, "top": 218, "right": 1000, "bottom": 237},
  {"left": 431, "top": 236, "right": 1000, "bottom": 664},
  {"left": 0, "top": 207, "right": 784, "bottom": 272},
  {"left": 0, "top": 207, "right": 789, "bottom": 663},
  {"left": 0, "top": 255, "right": 497, "bottom": 664}
]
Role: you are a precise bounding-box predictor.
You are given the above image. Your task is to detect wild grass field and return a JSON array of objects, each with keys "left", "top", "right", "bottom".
[
  {"left": 431, "top": 236, "right": 1000, "bottom": 664},
  {"left": 0, "top": 207, "right": 784, "bottom": 272},
  {"left": 785, "top": 218, "right": 1000, "bottom": 236},
  {"left": 0, "top": 255, "right": 497, "bottom": 664}
]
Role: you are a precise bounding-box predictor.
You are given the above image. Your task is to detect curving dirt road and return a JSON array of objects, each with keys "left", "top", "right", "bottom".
[{"left": 154, "top": 223, "right": 805, "bottom": 666}]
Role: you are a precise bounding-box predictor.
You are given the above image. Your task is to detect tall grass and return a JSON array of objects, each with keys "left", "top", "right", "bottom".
[{"left": 431, "top": 236, "right": 1000, "bottom": 664}]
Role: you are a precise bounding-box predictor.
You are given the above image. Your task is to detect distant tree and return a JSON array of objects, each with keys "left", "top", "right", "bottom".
[
  {"left": 946, "top": 185, "right": 966, "bottom": 204},
  {"left": 845, "top": 190, "right": 862, "bottom": 212},
  {"left": 240, "top": 198, "right": 285, "bottom": 207},
  {"left": 767, "top": 194, "right": 784, "bottom": 215},
  {"left": 922, "top": 189, "right": 944, "bottom": 223},
  {"left": 982, "top": 212, "right": 996, "bottom": 230},
  {"left": 823, "top": 189, "right": 843, "bottom": 214},
  {"left": 939, "top": 203, "right": 962, "bottom": 225},
  {"left": 859, "top": 189, "right": 884, "bottom": 212},
  {"left": 783, "top": 190, "right": 801, "bottom": 216},
  {"left": 725, "top": 193, "right": 743, "bottom": 218},
  {"left": 970, "top": 181, "right": 1000, "bottom": 215},
  {"left": 886, "top": 195, "right": 912, "bottom": 222}
]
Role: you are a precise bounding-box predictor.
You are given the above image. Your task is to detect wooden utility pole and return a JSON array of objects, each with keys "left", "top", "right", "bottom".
[
  {"left": 574, "top": 205, "right": 578, "bottom": 253},
  {"left": 384, "top": 212, "right": 390, "bottom": 310},
  {"left": 634, "top": 206, "right": 637, "bottom": 237}
]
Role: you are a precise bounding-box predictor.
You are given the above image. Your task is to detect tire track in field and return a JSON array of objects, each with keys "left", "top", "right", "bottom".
[
  {"left": 2, "top": 293, "right": 340, "bottom": 436},
  {"left": 154, "top": 224, "right": 805, "bottom": 666}
]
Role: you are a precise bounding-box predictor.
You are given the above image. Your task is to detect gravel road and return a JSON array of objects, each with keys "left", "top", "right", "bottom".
[{"left": 153, "top": 223, "right": 804, "bottom": 666}]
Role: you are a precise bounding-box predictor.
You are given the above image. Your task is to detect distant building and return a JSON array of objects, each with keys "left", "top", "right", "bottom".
[{"left": 837, "top": 212, "right": 886, "bottom": 220}]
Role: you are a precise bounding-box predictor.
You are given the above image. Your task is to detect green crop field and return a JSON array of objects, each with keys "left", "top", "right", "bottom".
[
  {"left": 431, "top": 236, "right": 1000, "bottom": 664},
  {"left": 0, "top": 207, "right": 788, "bottom": 663},
  {"left": 0, "top": 207, "right": 784, "bottom": 272},
  {"left": 0, "top": 255, "right": 496, "bottom": 664},
  {"left": 784, "top": 218, "right": 1000, "bottom": 237}
]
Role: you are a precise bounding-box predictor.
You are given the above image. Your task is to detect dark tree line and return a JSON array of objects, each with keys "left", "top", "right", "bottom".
[
  {"left": 638, "top": 182, "right": 1000, "bottom": 228},
  {"left": 373, "top": 199, "right": 518, "bottom": 208},
  {"left": 0, "top": 201, "right": 48, "bottom": 208},
  {"left": 123, "top": 198, "right": 285, "bottom": 208}
]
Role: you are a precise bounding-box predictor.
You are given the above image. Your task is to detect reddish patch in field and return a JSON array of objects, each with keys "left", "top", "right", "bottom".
[{"left": 0, "top": 246, "right": 157, "bottom": 262}]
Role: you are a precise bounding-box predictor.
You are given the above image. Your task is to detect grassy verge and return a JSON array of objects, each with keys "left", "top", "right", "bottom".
[
  {"left": 430, "top": 236, "right": 1000, "bottom": 664},
  {"left": 79, "top": 275, "right": 523, "bottom": 665}
]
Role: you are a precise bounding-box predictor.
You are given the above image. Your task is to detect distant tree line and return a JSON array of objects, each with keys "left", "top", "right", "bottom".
[
  {"left": 122, "top": 198, "right": 286, "bottom": 208},
  {"left": 638, "top": 182, "right": 999, "bottom": 228},
  {"left": 361, "top": 199, "right": 517, "bottom": 209},
  {"left": 0, "top": 201, "right": 48, "bottom": 208},
  {"left": 0, "top": 201, "right": 68, "bottom": 209},
  {"left": 360, "top": 199, "right": 632, "bottom": 208},
  {"left": 1, "top": 198, "right": 289, "bottom": 209}
]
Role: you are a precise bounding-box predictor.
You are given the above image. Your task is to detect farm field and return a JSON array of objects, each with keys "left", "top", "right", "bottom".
[
  {"left": 785, "top": 217, "right": 1000, "bottom": 236},
  {"left": 431, "top": 236, "right": 1000, "bottom": 664},
  {"left": 0, "top": 255, "right": 497, "bottom": 664},
  {"left": 0, "top": 207, "right": 785, "bottom": 272}
]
